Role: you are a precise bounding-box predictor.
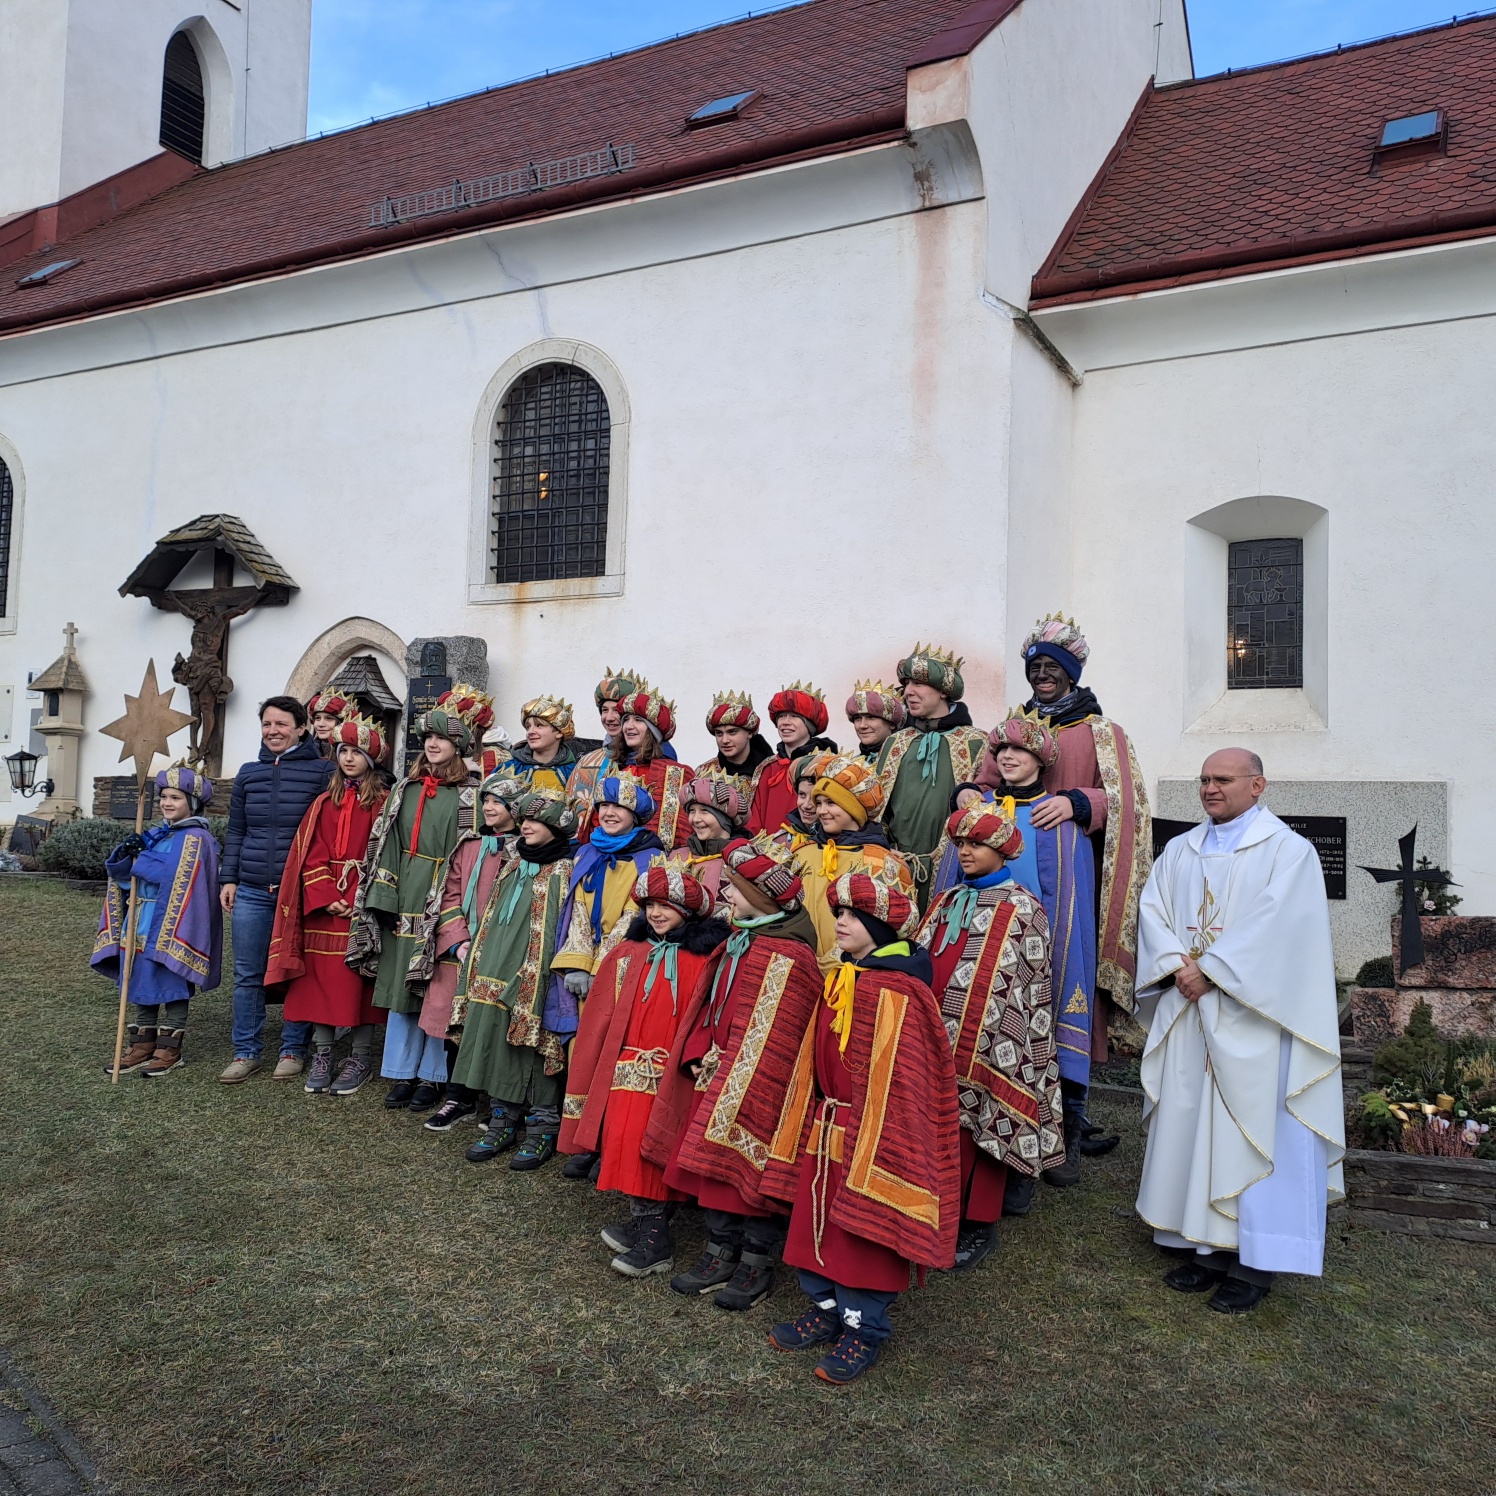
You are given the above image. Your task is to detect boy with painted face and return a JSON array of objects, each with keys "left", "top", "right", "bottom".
[{"left": 92, "top": 764, "right": 222, "bottom": 1078}]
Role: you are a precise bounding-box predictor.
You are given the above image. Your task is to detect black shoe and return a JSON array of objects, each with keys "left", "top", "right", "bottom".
[
  {"left": 509, "top": 1131, "right": 557, "bottom": 1171},
  {"left": 423, "top": 1097, "right": 476, "bottom": 1132},
  {"left": 562, "top": 1150, "right": 598, "bottom": 1180},
  {"left": 465, "top": 1118, "right": 520, "bottom": 1162},
  {"left": 669, "top": 1242, "right": 740, "bottom": 1296},
  {"left": 600, "top": 1220, "right": 636, "bottom": 1254},
  {"left": 1080, "top": 1123, "right": 1121, "bottom": 1157},
  {"left": 769, "top": 1305, "right": 839, "bottom": 1351},
  {"left": 1003, "top": 1173, "right": 1036, "bottom": 1217},
  {"left": 1164, "top": 1259, "right": 1228, "bottom": 1294},
  {"left": 815, "top": 1331, "right": 882, "bottom": 1385},
  {"left": 408, "top": 1081, "right": 441, "bottom": 1113},
  {"left": 1044, "top": 1118, "right": 1083, "bottom": 1188},
  {"left": 713, "top": 1250, "right": 775, "bottom": 1311},
  {"left": 611, "top": 1217, "right": 674, "bottom": 1278},
  {"left": 949, "top": 1223, "right": 999, "bottom": 1273},
  {"left": 383, "top": 1080, "right": 417, "bottom": 1110},
  {"left": 1207, "top": 1278, "right": 1271, "bottom": 1315}
]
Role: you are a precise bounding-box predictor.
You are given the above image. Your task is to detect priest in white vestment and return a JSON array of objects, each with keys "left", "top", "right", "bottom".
[{"left": 1134, "top": 749, "right": 1344, "bottom": 1313}]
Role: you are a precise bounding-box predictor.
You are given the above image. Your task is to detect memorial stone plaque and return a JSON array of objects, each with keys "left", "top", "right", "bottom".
[
  {"left": 404, "top": 671, "right": 452, "bottom": 774},
  {"left": 1152, "top": 813, "right": 1347, "bottom": 899}
]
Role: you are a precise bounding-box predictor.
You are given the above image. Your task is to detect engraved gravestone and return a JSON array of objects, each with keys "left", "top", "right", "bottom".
[{"left": 402, "top": 637, "right": 488, "bottom": 773}]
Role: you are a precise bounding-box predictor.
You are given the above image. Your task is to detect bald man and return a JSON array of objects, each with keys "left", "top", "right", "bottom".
[{"left": 1132, "top": 749, "right": 1345, "bottom": 1313}]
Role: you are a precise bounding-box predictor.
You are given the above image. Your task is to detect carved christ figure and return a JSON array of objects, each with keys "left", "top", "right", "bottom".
[{"left": 168, "top": 586, "right": 263, "bottom": 774}]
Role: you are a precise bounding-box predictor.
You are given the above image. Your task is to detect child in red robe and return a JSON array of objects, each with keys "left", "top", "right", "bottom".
[
  {"left": 560, "top": 860, "right": 730, "bottom": 1277},
  {"left": 267, "top": 716, "right": 389, "bottom": 1096}
]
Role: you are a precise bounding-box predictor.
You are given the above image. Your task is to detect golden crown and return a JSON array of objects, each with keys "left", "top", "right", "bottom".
[
  {"left": 906, "top": 643, "right": 964, "bottom": 672},
  {"left": 783, "top": 679, "right": 825, "bottom": 701},
  {"left": 711, "top": 689, "right": 754, "bottom": 709}
]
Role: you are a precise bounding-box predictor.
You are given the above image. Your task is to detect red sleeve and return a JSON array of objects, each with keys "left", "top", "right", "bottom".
[{"left": 299, "top": 805, "right": 341, "bottom": 915}]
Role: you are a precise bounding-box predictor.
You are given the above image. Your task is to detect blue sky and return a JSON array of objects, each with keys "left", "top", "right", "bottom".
[{"left": 307, "top": 2, "right": 1491, "bottom": 135}]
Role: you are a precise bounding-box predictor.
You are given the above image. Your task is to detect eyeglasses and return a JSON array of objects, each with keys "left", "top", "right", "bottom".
[{"left": 1198, "top": 775, "right": 1249, "bottom": 787}]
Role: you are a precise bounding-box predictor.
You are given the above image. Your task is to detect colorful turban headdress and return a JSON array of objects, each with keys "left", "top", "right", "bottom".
[
  {"left": 521, "top": 695, "right": 576, "bottom": 740},
  {"left": 811, "top": 754, "right": 885, "bottom": 828},
  {"left": 632, "top": 857, "right": 712, "bottom": 918},
  {"left": 515, "top": 786, "right": 579, "bottom": 836},
  {"left": 596, "top": 774, "right": 657, "bottom": 823},
  {"left": 946, "top": 800, "right": 1024, "bottom": 859},
  {"left": 706, "top": 690, "right": 760, "bottom": 735},
  {"left": 1021, "top": 614, "right": 1089, "bottom": 683},
  {"left": 307, "top": 690, "right": 352, "bottom": 719},
  {"left": 845, "top": 680, "right": 907, "bottom": 729},
  {"left": 827, "top": 870, "right": 919, "bottom": 940},
  {"left": 155, "top": 761, "right": 214, "bottom": 812},
  {"left": 987, "top": 706, "right": 1060, "bottom": 770},
  {"left": 594, "top": 667, "right": 646, "bottom": 709},
  {"left": 619, "top": 687, "right": 677, "bottom": 743},
  {"left": 721, "top": 837, "right": 803, "bottom": 907},
  {"left": 333, "top": 713, "right": 386, "bottom": 768},
  {"left": 768, "top": 682, "right": 829, "bottom": 736},
  {"left": 896, "top": 644, "right": 965, "bottom": 702},
  {"left": 683, "top": 771, "right": 753, "bottom": 832}
]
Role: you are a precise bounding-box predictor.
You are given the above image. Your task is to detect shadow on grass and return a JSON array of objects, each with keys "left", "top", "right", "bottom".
[{"left": 2, "top": 878, "right": 1494, "bottom": 1495}]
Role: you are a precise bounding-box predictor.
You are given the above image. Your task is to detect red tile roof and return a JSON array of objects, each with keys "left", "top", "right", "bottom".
[
  {"left": 0, "top": 0, "right": 993, "bottom": 337},
  {"left": 1033, "top": 15, "right": 1496, "bottom": 306}
]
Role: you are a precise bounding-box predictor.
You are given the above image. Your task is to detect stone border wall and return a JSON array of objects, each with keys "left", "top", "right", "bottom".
[{"left": 1344, "top": 1148, "right": 1495, "bottom": 1243}]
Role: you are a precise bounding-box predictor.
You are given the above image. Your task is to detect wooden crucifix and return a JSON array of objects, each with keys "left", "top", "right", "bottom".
[{"left": 119, "top": 515, "right": 297, "bottom": 777}]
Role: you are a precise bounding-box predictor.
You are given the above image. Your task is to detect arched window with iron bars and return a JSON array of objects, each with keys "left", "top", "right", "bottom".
[
  {"left": 490, "top": 363, "right": 611, "bottom": 584},
  {"left": 0, "top": 458, "right": 12, "bottom": 618},
  {"left": 160, "top": 31, "right": 206, "bottom": 164}
]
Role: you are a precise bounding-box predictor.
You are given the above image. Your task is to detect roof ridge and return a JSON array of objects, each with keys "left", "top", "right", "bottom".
[{"left": 1159, "top": 7, "right": 1496, "bottom": 93}]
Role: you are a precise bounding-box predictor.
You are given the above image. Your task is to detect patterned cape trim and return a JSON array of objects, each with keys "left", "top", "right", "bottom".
[{"left": 1088, "top": 717, "right": 1151, "bottom": 1014}]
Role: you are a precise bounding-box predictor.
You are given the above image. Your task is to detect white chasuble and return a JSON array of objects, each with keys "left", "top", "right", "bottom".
[{"left": 1134, "top": 808, "right": 1344, "bottom": 1273}]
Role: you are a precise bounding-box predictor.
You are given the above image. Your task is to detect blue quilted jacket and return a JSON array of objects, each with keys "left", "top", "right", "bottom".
[{"left": 219, "top": 736, "right": 334, "bottom": 889}]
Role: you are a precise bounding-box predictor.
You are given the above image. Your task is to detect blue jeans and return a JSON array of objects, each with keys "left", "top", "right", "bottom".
[
  {"left": 230, "top": 884, "right": 310, "bottom": 1060},
  {"left": 797, "top": 1270, "right": 898, "bottom": 1345},
  {"left": 380, "top": 1009, "right": 448, "bottom": 1082}
]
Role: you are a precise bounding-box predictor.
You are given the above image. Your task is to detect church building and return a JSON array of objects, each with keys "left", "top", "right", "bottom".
[{"left": 0, "top": 0, "right": 1491, "bottom": 967}]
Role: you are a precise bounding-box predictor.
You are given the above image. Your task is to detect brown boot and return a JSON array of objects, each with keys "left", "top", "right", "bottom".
[
  {"left": 143, "top": 1029, "right": 185, "bottom": 1078},
  {"left": 104, "top": 1027, "right": 157, "bottom": 1077}
]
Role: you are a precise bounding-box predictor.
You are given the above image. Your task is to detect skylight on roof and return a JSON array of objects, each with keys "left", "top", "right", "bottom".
[
  {"left": 16, "top": 258, "right": 79, "bottom": 288},
  {"left": 686, "top": 89, "right": 759, "bottom": 127},
  {"left": 1379, "top": 110, "right": 1444, "bottom": 149}
]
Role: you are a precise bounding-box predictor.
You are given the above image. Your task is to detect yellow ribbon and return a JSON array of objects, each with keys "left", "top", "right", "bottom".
[
  {"left": 820, "top": 840, "right": 842, "bottom": 879},
  {"left": 822, "top": 963, "right": 860, "bottom": 1053},
  {"left": 1000, "top": 795, "right": 1016, "bottom": 821}
]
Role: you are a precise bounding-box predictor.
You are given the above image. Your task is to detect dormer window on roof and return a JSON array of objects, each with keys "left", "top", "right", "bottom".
[
  {"left": 686, "top": 90, "right": 759, "bottom": 128},
  {"left": 1377, "top": 109, "right": 1446, "bottom": 153},
  {"left": 16, "top": 259, "right": 80, "bottom": 288}
]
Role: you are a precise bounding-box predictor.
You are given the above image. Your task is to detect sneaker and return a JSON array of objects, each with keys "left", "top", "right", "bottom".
[
  {"left": 949, "top": 1223, "right": 999, "bottom": 1273},
  {"left": 562, "top": 1150, "right": 598, "bottom": 1180},
  {"left": 304, "top": 1051, "right": 335, "bottom": 1094},
  {"left": 219, "top": 1056, "right": 263, "bottom": 1085},
  {"left": 610, "top": 1217, "right": 673, "bottom": 1278},
  {"left": 424, "top": 1097, "right": 476, "bottom": 1132},
  {"left": 713, "top": 1251, "right": 775, "bottom": 1311},
  {"left": 105, "top": 1029, "right": 158, "bottom": 1077},
  {"left": 465, "top": 1118, "right": 521, "bottom": 1162},
  {"left": 768, "top": 1306, "right": 839, "bottom": 1352},
  {"left": 273, "top": 1053, "right": 306, "bottom": 1082},
  {"left": 383, "top": 1079, "right": 417, "bottom": 1110},
  {"left": 600, "top": 1220, "right": 637, "bottom": 1254},
  {"left": 329, "top": 1055, "right": 373, "bottom": 1096},
  {"left": 141, "top": 1039, "right": 185, "bottom": 1078},
  {"left": 408, "top": 1081, "right": 441, "bottom": 1113},
  {"left": 814, "top": 1331, "right": 882, "bottom": 1385},
  {"left": 669, "top": 1242, "right": 740, "bottom": 1296},
  {"left": 509, "top": 1131, "right": 557, "bottom": 1171}
]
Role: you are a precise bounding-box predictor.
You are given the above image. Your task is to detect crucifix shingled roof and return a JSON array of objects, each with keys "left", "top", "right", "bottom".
[{"left": 119, "top": 514, "right": 298, "bottom": 776}]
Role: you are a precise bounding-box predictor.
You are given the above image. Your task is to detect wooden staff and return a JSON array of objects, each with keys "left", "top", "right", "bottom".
[{"left": 109, "top": 775, "right": 150, "bottom": 1084}]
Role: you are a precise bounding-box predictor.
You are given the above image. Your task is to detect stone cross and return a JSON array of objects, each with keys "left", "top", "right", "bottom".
[
  {"left": 1358, "top": 825, "right": 1455, "bottom": 974},
  {"left": 62, "top": 620, "right": 78, "bottom": 653}
]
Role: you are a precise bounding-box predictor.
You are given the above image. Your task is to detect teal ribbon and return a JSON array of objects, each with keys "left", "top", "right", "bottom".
[
  {"left": 915, "top": 727, "right": 943, "bottom": 783},
  {"left": 497, "top": 859, "right": 540, "bottom": 924},
  {"left": 935, "top": 884, "right": 982, "bottom": 954},
  {"left": 460, "top": 835, "right": 503, "bottom": 930},
  {"left": 643, "top": 937, "right": 680, "bottom": 1011}
]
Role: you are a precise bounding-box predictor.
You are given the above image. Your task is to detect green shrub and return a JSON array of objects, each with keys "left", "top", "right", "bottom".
[
  {"left": 36, "top": 817, "right": 131, "bottom": 880},
  {"left": 1373, "top": 1000, "right": 1443, "bottom": 1090},
  {"left": 1355, "top": 955, "right": 1395, "bottom": 989}
]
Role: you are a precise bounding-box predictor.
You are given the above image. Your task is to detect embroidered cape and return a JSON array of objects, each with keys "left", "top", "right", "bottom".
[
  {"left": 92, "top": 819, "right": 222, "bottom": 990},
  {"left": 918, "top": 882, "right": 1065, "bottom": 1176}
]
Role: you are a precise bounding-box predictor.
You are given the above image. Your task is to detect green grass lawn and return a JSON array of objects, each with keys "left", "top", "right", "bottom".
[{"left": 3, "top": 877, "right": 1494, "bottom": 1496}]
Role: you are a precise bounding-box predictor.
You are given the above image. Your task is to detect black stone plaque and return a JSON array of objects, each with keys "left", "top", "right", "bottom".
[
  {"left": 106, "top": 777, "right": 146, "bottom": 820},
  {"left": 405, "top": 674, "right": 452, "bottom": 771},
  {"left": 1279, "top": 814, "right": 1347, "bottom": 900},
  {"left": 1151, "top": 813, "right": 1347, "bottom": 900},
  {"left": 7, "top": 815, "right": 51, "bottom": 857}
]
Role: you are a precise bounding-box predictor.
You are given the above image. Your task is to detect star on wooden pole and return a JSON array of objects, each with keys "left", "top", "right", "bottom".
[{"left": 98, "top": 659, "right": 196, "bottom": 788}]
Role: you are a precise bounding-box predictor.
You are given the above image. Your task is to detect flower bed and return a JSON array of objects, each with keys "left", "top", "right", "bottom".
[{"left": 1343, "top": 1149, "right": 1496, "bottom": 1244}]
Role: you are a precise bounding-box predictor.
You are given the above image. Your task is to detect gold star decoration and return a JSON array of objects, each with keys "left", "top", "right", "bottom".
[{"left": 98, "top": 660, "right": 196, "bottom": 786}]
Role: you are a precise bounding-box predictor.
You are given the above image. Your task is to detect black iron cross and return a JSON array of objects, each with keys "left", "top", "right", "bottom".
[{"left": 1359, "top": 825, "right": 1455, "bottom": 973}]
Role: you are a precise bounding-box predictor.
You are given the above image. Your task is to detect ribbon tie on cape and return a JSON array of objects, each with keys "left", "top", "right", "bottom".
[
  {"left": 914, "top": 724, "right": 943, "bottom": 783},
  {"left": 935, "top": 886, "right": 981, "bottom": 954},
  {"left": 820, "top": 840, "right": 843, "bottom": 879},
  {"left": 460, "top": 835, "right": 504, "bottom": 932},
  {"left": 407, "top": 775, "right": 441, "bottom": 855},
  {"left": 497, "top": 859, "right": 542, "bottom": 924},
  {"left": 643, "top": 937, "right": 680, "bottom": 1011},
  {"left": 823, "top": 962, "right": 861, "bottom": 1052},
  {"left": 703, "top": 914, "right": 779, "bottom": 1028},
  {"left": 578, "top": 829, "right": 642, "bottom": 942}
]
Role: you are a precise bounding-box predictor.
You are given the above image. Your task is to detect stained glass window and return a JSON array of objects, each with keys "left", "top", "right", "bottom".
[
  {"left": 490, "top": 364, "right": 610, "bottom": 585},
  {"left": 1228, "top": 538, "right": 1302, "bottom": 689}
]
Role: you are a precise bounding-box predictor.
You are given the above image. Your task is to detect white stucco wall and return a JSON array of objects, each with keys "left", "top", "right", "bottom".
[
  {"left": 0, "top": 135, "right": 1007, "bottom": 794},
  {"left": 0, "top": 0, "right": 310, "bottom": 220},
  {"left": 1034, "top": 242, "right": 1496, "bottom": 912}
]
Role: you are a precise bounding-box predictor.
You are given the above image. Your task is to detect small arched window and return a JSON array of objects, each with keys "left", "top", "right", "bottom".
[
  {"left": 490, "top": 363, "right": 611, "bottom": 584},
  {"left": 0, "top": 459, "right": 12, "bottom": 619},
  {"left": 159, "top": 32, "right": 206, "bottom": 164}
]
